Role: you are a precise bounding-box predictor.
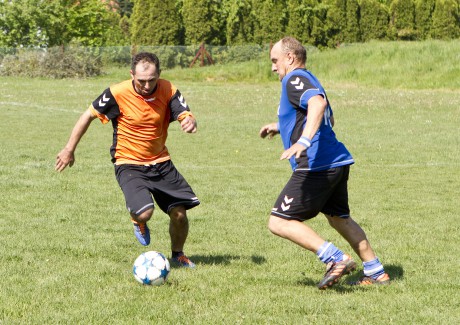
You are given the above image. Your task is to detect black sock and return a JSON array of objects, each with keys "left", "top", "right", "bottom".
[{"left": 172, "top": 251, "right": 183, "bottom": 258}]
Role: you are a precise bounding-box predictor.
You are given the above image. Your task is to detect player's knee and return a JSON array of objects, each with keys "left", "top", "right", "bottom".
[
  {"left": 325, "top": 214, "right": 349, "bottom": 227},
  {"left": 324, "top": 214, "right": 336, "bottom": 226},
  {"left": 268, "top": 215, "right": 283, "bottom": 235},
  {"left": 169, "top": 206, "right": 187, "bottom": 223},
  {"left": 132, "top": 208, "right": 153, "bottom": 223}
]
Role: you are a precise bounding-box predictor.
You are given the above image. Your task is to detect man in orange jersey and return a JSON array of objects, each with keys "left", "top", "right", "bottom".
[{"left": 55, "top": 52, "right": 200, "bottom": 268}]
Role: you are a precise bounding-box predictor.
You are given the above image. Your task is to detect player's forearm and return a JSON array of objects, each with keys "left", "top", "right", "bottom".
[
  {"left": 302, "top": 109, "right": 323, "bottom": 141},
  {"left": 303, "top": 123, "right": 321, "bottom": 141},
  {"left": 302, "top": 97, "right": 326, "bottom": 140},
  {"left": 64, "top": 109, "right": 95, "bottom": 152}
]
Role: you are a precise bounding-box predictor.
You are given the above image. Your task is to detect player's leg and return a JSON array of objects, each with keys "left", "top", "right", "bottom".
[
  {"left": 131, "top": 208, "right": 153, "bottom": 224},
  {"left": 326, "top": 215, "right": 389, "bottom": 285},
  {"left": 130, "top": 208, "right": 153, "bottom": 246},
  {"left": 268, "top": 216, "right": 356, "bottom": 290},
  {"left": 325, "top": 215, "right": 375, "bottom": 261},
  {"left": 323, "top": 165, "right": 389, "bottom": 285},
  {"left": 167, "top": 206, "right": 195, "bottom": 268},
  {"left": 168, "top": 205, "right": 189, "bottom": 253},
  {"left": 152, "top": 160, "right": 200, "bottom": 268},
  {"left": 268, "top": 171, "right": 325, "bottom": 251},
  {"left": 269, "top": 169, "right": 355, "bottom": 289},
  {"left": 115, "top": 164, "right": 154, "bottom": 246},
  {"left": 268, "top": 215, "right": 324, "bottom": 252}
]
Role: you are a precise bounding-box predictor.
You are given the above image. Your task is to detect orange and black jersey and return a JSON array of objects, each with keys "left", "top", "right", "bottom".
[{"left": 89, "top": 79, "right": 193, "bottom": 165}]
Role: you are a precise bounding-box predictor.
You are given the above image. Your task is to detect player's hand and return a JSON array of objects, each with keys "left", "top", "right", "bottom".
[
  {"left": 280, "top": 143, "right": 306, "bottom": 160},
  {"left": 55, "top": 148, "right": 75, "bottom": 172},
  {"left": 180, "top": 116, "right": 197, "bottom": 133},
  {"left": 259, "top": 123, "right": 279, "bottom": 139}
]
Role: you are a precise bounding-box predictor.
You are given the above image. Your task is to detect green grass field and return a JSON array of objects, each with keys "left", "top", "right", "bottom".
[{"left": 1, "top": 40, "right": 459, "bottom": 324}]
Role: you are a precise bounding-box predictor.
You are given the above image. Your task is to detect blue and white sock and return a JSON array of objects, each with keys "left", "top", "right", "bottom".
[
  {"left": 316, "top": 241, "right": 344, "bottom": 264},
  {"left": 363, "top": 257, "right": 385, "bottom": 279}
]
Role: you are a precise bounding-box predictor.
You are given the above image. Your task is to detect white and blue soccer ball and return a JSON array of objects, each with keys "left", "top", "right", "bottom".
[{"left": 133, "top": 251, "right": 170, "bottom": 286}]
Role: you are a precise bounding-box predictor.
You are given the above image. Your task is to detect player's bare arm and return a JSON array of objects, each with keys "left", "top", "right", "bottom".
[
  {"left": 260, "top": 122, "right": 279, "bottom": 139},
  {"left": 55, "top": 108, "right": 97, "bottom": 172},
  {"left": 280, "top": 95, "right": 327, "bottom": 160}
]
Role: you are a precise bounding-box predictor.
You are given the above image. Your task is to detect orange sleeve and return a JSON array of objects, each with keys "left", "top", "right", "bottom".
[{"left": 89, "top": 105, "right": 110, "bottom": 124}]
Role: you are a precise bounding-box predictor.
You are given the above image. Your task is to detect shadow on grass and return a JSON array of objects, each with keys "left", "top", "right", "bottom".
[
  {"left": 296, "top": 263, "right": 404, "bottom": 292},
  {"left": 170, "top": 254, "right": 267, "bottom": 268},
  {"left": 296, "top": 276, "right": 355, "bottom": 293},
  {"left": 385, "top": 263, "right": 404, "bottom": 280}
]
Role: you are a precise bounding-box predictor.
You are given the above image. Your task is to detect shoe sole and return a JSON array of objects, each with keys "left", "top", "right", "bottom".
[{"left": 317, "top": 260, "right": 357, "bottom": 289}]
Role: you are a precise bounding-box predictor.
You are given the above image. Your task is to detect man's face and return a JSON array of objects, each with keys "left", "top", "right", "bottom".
[
  {"left": 270, "top": 42, "right": 295, "bottom": 81},
  {"left": 131, "top": 62, "right": 160, "bottom": 96}
]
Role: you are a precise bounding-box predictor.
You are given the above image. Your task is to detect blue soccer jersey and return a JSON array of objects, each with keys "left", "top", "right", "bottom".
[{"left": 278, "top": 68, "right": 354, "bottom": 171}]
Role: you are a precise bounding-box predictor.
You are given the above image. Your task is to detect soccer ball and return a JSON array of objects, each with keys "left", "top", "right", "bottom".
[{"left": 133, "top": 251, "right": 170, "bottom": 286}]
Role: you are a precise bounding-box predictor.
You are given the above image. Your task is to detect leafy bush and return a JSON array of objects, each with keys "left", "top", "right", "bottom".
[
  {"left": 0, "top": 50, "right": 43, "bottom": 78},
  {"left": 0, "top": 44, "right": 291, "bottom": 77},
  {"left": 40, "top": 47, "right": 102, "bottom": 78},
  {"left": 0, "top": 47, "right": 16, "bottom": 64},
  {"left": 0, "top": 47, "right": 102, "bottom": 78}
]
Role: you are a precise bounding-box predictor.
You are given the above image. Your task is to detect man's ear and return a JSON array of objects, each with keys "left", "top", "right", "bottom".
[{"left": 286, "top": 52, "right": 295, "bottom": 65}]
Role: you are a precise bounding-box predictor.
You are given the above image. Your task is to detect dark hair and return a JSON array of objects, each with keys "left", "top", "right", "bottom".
[
  {"left": 131, "top": 52, "right": 160, "bottom": 73},
  {"left": 280, "top": 37, "right": 307, "bottom": 64}
]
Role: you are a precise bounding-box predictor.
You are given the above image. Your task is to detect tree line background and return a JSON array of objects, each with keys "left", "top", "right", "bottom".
[{"left": 0, "top": 0, "right": 459, "bottom": 50}]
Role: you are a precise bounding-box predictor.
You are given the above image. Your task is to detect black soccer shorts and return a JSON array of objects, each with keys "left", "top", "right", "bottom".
[
  {"left": 115, "top": 160, "right": 200, "bottom": 215},
  {"left": 271, "top": 165, "right": 351, "bottom": 221}
]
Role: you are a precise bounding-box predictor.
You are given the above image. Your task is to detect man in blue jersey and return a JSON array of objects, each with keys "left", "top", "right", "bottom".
[{"left": 260, "top": 37, "right": 390, "bottom": 288}]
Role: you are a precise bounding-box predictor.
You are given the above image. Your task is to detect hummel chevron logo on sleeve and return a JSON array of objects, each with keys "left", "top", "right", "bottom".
[
  {"left": 98, "top": 93, "right": 110, "bottom": 107},
  {"left": 178, "top": 94, "right": 187, "bottom": 108},
  {"left": 290, "top": 77, "right": 304, "bottom": 90}
]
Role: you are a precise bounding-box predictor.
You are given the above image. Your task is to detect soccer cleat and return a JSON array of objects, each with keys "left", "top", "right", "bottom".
[
  {"left": 349, "top": 272, "right": 390, "bottom": 286},
  {"left": 317, "top": 254, "right": 356, "bottom": 289},
  {"left": 131, "top": 218, "right": 150, "bottom": 246},
  {"left": 171, "top": 253, "right": 196, "bottom": 268}
]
